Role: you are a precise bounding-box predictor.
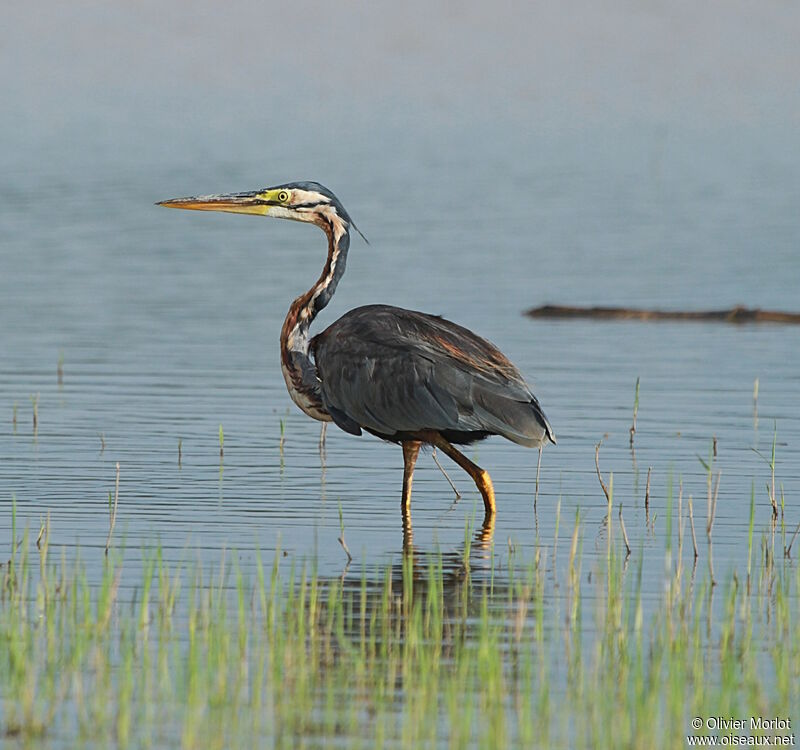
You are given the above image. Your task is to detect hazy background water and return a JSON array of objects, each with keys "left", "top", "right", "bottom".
[{"left": 1, "top": 1, "right": 799, "bottom": 587}]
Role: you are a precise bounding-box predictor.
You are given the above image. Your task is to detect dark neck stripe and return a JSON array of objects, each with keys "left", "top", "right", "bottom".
[{"left": 279, "top": 215, "right": 352, "bottom": 418}]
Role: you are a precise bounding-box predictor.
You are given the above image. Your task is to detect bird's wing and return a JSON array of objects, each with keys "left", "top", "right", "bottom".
[{"left": 310, "top": 305, "right": 554, "bottom": 447}]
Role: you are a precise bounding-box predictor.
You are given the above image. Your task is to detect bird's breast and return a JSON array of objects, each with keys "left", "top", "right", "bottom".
[{"left": 280, "top": 358, "right": 332, "bottom": 423}]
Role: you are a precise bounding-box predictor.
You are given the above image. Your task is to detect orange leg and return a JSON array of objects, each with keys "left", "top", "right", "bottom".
[
  {"left": 401, "top": 440, "right": 422, "bottom": 517},
  {"left": 429, "top": 433, "right": 496, "bottom": 516}
]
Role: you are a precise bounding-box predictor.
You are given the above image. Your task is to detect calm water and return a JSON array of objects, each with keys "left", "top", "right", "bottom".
[{"left": 1, "top": 2, "right": 799, "bottom": 593}]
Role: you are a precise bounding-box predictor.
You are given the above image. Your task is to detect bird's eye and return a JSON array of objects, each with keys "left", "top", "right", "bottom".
[{"left": 277, "top": 190, "right": 290, "bottom": 204}]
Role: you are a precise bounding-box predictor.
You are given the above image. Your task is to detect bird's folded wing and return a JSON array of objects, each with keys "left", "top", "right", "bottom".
[{"left": 311, "top": 305, "right": 551, "bottom": 446}]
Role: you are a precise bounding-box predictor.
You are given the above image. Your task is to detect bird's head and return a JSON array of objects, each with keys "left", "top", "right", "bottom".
[{"left": 158, "top": 181, "right": 366, "bottom": 242}]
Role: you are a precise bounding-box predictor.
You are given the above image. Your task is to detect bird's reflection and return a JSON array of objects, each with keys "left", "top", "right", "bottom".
[
  {"left": 401, "top": 505, "right": 495, "bottom": 560},
  {"left": 392, "top": 505, "right": 498, "bottom": 623},
  {"left": 287, "top": 505, "right": 535, "bottom": 651}
]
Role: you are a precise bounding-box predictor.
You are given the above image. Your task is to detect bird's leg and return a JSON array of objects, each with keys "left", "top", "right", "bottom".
[
  {"left": 429, "top": 433, "right": 496, "bottom": 516},
  {"left": 401, "top": 440, "right": 422, "bottom": 517}
]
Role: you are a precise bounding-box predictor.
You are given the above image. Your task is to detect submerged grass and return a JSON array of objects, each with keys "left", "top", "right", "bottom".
[{"left": 1, "top": 511, "right": 798, "bottom": 750}]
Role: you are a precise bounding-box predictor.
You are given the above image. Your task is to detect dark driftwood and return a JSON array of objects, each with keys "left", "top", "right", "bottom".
[{"left": 526, "top": 305, "right": 800, "bottom": 324}]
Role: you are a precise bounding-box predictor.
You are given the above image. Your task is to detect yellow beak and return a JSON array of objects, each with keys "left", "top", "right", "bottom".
[{"left": 157, "top": 191, "right": 270, "bottom": 216}]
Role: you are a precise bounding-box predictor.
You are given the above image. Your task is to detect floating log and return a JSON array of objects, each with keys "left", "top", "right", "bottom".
[{"left": 525, "top": 304, "right": 800, "bottom": 324}]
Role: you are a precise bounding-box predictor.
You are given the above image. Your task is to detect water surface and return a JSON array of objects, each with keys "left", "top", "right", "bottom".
[{"left": 1, "top": 0, "right": 799, "bottom": 605}]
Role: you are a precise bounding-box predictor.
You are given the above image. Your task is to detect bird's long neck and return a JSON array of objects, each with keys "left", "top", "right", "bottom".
[{"left": 280, "top": 212, "right": 350, "bottom": 421}]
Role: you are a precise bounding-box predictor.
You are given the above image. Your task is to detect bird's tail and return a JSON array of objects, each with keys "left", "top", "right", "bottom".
[{"left": 472, "top": 388, "right": 555, "bottom": 448}]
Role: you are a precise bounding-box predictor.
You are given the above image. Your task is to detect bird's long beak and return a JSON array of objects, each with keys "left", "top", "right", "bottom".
[{"left": 157, "top": 191, "right": 270, "bottom": 216}]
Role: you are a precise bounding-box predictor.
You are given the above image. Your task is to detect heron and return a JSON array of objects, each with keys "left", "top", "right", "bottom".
[{"left": 158, "top": 182, "right": 555, "bottom": 521}]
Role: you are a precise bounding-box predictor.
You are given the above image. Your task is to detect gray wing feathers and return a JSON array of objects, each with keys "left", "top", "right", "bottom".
[
  {"left": 311, "top": 305, "right": 554, "bottom": 447},
  {"left": 471, "top": 385, "right": 549, "bottom": 447},
  {"left": 319, "top": 350, "right": 469, "bottom": 434}
]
